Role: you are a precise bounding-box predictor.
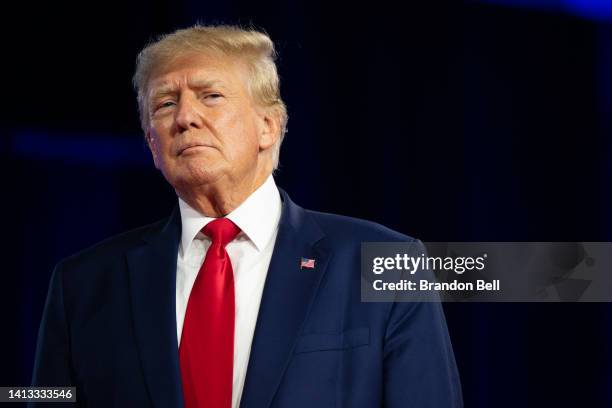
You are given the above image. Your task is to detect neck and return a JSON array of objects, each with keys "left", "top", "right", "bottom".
[{"left": 176, "top": 168, "right": 271, "bottom": 218}]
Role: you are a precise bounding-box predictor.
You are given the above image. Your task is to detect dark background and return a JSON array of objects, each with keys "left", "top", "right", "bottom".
[{"left": 2, "top": 0, "right": 612, "bottom": 406}]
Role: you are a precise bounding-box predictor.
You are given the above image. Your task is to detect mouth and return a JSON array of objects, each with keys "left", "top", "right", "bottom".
[{"left": 177, "top": 144, "right": 214, "bottom": 156}]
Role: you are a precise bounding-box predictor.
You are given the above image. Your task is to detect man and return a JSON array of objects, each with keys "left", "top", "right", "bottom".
[{"left": 32, "top": 25, "right": 462, "bottom": 407}]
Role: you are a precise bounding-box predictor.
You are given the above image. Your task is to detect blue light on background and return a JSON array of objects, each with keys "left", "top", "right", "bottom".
[
  {"left": 478, "top": 0, "right": 612, "bottom": 21},
  {"left": 10, "top": 130, "right": 152, "bottom": 167}
]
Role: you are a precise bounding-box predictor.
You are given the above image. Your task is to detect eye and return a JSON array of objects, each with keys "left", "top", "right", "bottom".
[
  {"left": 152, "top": 100, "right": 176, "bottom": 113},
  {"left": 202, "top": 93, "right": 223, "bottom": 104},
  {"left": 160, "top": 100, "right": 176, "bottom": 108}
]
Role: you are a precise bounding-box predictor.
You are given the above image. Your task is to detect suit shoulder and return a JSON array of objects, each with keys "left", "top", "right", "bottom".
[
  {"left": 304, "top": 209, "right": 417, "bottom": 243},
  {"left": 58, "top": 216, "right": 169, "bottom": 271}
]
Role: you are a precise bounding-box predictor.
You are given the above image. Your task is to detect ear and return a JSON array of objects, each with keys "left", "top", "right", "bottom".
[
  {"left": 257, "top": 108, "right": 281, "bottom": 152},
  {"left": 145, "top": 130, "right": 160, "bottom": 169}
]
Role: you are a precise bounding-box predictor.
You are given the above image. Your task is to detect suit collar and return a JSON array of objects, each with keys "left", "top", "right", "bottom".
[
  {"left": 127, "top": 207, "right": 184, "bottom": 408},
  {"left": 240, "top": 188, "right": 332, "bottom": 408},
  {"left": 277, "top": 188, "right": 325, "bottom": 244}
]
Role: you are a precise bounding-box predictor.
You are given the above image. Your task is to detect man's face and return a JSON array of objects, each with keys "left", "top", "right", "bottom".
[{"left": 145, "top": 52, "right": 277, "bottom": 192}]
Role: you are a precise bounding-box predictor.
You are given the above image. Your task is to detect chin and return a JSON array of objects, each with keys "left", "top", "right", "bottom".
[{"left": 166, "top": 161, "right": 226, "bottom": 190}]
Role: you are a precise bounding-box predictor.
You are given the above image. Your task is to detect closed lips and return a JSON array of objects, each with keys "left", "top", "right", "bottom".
[{"left": 178, "top": 144, "right": 212, "bottom": 155}]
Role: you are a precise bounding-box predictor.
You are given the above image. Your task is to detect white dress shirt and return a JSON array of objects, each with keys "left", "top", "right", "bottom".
[{"left": 176, "top": 175, "right": 282, "bottom": 408}]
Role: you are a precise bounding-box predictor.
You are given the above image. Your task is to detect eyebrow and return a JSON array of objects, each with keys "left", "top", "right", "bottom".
[{"left": 149, "top": 79, "right": 226, "bottom": 100}]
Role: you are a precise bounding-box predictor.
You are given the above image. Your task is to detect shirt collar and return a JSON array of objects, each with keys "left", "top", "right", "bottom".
[{"left": 178, "top": 174, "right": 281, "bottom": 256}]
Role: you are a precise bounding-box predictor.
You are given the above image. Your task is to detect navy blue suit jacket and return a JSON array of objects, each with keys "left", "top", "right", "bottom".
[{"left": 32, "top": 189, "right": 462, "bottom": 407}]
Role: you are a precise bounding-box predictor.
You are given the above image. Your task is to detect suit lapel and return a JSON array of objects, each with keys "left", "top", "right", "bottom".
[
  {"left": 240, "top": 190, "right": 331, "bottom": 408},
  {"left": 126, "top": 207, "right": 184, "bottom": 408}
]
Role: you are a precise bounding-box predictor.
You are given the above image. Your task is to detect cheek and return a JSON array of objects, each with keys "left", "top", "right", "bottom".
[
  {"left": 149, "top": 133, "right": 172, "bottom": 166},
  {"left": 226, "top": 112, "right": 261, "bottom": 151},
  {"left": 148, "top": 132, "right": 159, "bottom": 151},
  {"left": 150, "top": 120, "right": 173, "bottom": 150},
  {"left": 211, "top": 115, "right": 253, "bottom": 159},
  {"left": 231, "top": 126, "right": 260, "bottom": 163}
]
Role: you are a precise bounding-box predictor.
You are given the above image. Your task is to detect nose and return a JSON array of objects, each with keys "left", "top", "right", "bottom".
[{"left": 175, "top": 94, "right": 203, "bottom": 131}]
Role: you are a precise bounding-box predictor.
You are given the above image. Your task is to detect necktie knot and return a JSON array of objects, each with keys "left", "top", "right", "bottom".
[{"left": 202, "top": 218, "right": 241, "bottom": 247}]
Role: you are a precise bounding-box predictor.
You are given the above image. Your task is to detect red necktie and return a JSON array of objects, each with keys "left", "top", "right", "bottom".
[{"left": 180, "top": 218, "right": 241, "bottom": 408}]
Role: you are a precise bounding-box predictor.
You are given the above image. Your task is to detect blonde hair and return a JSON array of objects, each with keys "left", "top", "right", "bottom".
[{"left": 133, "top": 24, "right": 288, "bottom": 169}]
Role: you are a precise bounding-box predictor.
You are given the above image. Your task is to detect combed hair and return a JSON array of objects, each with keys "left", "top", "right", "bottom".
[{"left": 133, "top": 24, "right": 288, "bottom": 169}]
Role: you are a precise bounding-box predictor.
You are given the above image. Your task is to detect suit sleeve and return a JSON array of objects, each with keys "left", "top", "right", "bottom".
[
  {"left": 30, "top": 263, "right": 78, "bottom": 407},
  {"left": 382, "top": 240, "right": 463, "bottom": 408}
]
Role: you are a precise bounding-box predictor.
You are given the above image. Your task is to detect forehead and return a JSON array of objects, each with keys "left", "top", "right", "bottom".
[{"left": 147, "top": 52, "right": 248, "bottom": 94}]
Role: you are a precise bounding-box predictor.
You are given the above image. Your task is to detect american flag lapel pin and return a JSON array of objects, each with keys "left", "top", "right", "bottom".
[{"left": 300, "top": 257, "right": 316, "bottom": 269}]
